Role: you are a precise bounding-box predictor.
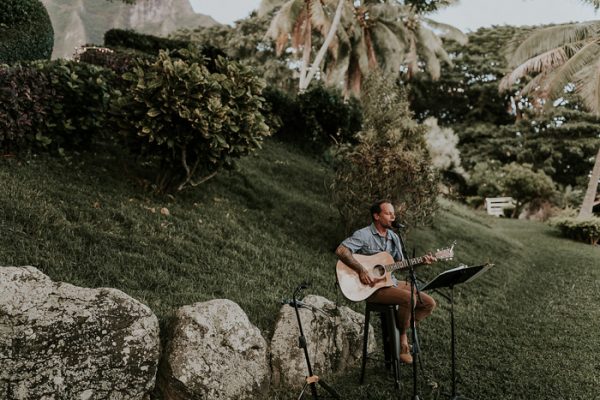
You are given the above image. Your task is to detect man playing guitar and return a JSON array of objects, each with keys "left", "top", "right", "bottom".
[{"left": 335, "top": 199, "right": 436, "bottom": 364}]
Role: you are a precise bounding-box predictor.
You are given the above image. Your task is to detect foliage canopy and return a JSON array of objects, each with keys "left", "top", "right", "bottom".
[{"left": 332, "top": 73, "right": 438, "bottom": 231}]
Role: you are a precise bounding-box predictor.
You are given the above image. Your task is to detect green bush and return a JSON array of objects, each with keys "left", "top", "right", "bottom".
[
  {"left": 469, "top": 161, "right": 556, "bottom": 217},
  {"left": 0, "top": 64, "right": 53, "bottom": 153},
  {"left": 0, "top": 60, "right": 114, "bottom": 153},
  {"left": 262, "top": 86, "right": 302, "bottom": 140},
  {"left": 501, "top": 162, "right": 556, "bottom": 216},
  {"left": 263, "top": 85, "right": 362, "bottom": 152},
  {"left": 33, "top": 60, "right": 115, "bottom": 150},
  {"left": 111, "top": 49, "right": 270, "bottom": 192},
  {"left": 297, "top": 86, "right": 362, "bottom": 150},
  {"left": 0, "top": 0, "right": 54, "bottom": 64},
  {"left": 104, "top": 29, "right": 191, "bottom": 54},
  {"left": 75, "top": 46, "right": 147, "bottom": 75},
  {"left": 103, "top": 29, "right": 226, "bottom": 72},
  {"left": 550, "top": 217, "right": 600, "bottom": 245},
  {"left": 332, "top": 73, "right": 439, "bottom": 231}
]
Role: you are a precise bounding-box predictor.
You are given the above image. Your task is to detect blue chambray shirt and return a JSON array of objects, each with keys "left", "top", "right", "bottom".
[{"left": 341, "top": 223, "right": 404, "bottom": 285}]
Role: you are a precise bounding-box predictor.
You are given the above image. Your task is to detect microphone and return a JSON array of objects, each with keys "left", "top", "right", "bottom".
[{"left": 392, "top": 220, "right": 405, "bottom": 230}]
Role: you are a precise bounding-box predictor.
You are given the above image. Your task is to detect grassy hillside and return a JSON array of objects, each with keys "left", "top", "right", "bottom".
[{"left": 1, "top": 140, "right": 598, "bottom": 399}]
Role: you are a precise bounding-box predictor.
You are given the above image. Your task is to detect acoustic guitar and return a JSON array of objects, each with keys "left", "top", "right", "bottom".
[{"left": 336, "top": 243, "right": 455, "bottom": 302}]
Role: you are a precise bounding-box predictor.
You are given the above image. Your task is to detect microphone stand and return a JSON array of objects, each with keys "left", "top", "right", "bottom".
[
  {"left": 397, "top": 229, "right": 422, "bottom": 400},
  {"left": 291, "top": 283, "right": 340, "bottom": 400}
]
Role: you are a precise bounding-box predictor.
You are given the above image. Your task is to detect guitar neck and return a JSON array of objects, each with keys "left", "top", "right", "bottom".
[{"left": 386, "top": 256, "right": 427, "bottom": 273}]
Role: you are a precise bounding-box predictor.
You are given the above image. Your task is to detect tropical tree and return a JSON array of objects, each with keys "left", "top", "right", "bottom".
[
  {"left": 261, "top": 0, "right": 347, "bottom": 92},
  {"left": 500, "top": 19, "right": 600, "bottom": 218},
  {"left": 261, "top": 0, "right": 466, "bottom": 95},
  {"left": 328, "top": 1, "right": 466, "bottom": 95},
  {"left": 331, "top": 73, "right": 439, "bottom": 230}
]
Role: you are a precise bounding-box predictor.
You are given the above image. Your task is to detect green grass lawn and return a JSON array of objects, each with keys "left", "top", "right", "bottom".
[{"left": 1, "top": 140, "right": 598, "bottom": 399}]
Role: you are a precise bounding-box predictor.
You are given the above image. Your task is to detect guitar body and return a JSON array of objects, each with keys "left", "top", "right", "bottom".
[{"left": 336, "top": 252, "right": 396, "bottom": 302}]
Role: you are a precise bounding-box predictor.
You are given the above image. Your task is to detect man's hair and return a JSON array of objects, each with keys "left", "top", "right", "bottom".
[{"left": 370, "top": 199, "right": 391, "bottom": 221}]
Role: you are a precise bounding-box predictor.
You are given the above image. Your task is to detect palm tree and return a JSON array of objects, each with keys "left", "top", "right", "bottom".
[
  {"left": 261, "top": 0, "right": 347, "bottom": 92},
  {"left": 500, "top": 20, "right": 600, "bottom": 218},
  {"left": 261, "top": 0, "right": 466, "bottom": 96},
  {"left": 327, "top": 1, "right": 466, "bottom": 96}
]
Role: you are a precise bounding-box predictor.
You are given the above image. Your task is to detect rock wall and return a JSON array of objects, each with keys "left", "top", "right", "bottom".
[{"left": 0, "top": 266, "right": 160, "bottom": 399}]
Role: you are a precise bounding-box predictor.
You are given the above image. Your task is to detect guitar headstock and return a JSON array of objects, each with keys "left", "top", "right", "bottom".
[{"left": 433, "top": 241, "right": 456, "bottom": 261}]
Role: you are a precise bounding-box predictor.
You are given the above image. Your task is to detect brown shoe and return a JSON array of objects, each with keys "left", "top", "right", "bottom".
[{"left": 399, "top": 342, "right": 413, "bottom": 364}]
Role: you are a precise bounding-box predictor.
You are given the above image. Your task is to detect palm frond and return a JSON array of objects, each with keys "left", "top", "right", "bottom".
[
  {"left": 291, "top": 10, "right": 309, "bottom": 50},
  {"left": 499, "top": 47, "right": 568, "bottom": 91},
  {"left": 370, "top": 23, "right": 405, "bottom": 75},
  {"left": 258, "top": 0, "right": 286, "bottom": 17},
  {"left": 311, "top": 0, "right": 344, "bottom": 58},
  {"left": 265, "top": 0, "right": 305, "bottom": 54},
  {"left": 507, "top": 21, "right": 600, "bottom": 67},
  {"left": 416, "top": 26, "right": 443, "bottom": 79},
  {"left": 544, "top": 40, "right": 600, "bottom": 103},
  {"left": 427, "top": 0, "right": 460, "bottom": 11},
  {"left": 519, "top": 71, "right": 551, "bottom": 95},
  {"left": 311, "top": 0, "right": 331, "bottom": 38},
  {"left": 369, "top": 2, "right": 404, "bottom": 21},
  {"left": 405, "top": 35, "right": 418, "bottom": 79},
  {"left": 580, "top": 0, "right": 600, "bottom": 9},
  {"left": 421, "top": 17, "right": 468, "bottom": 45},
  {"left": 575, "top": 57, "right": 600, "bottom": 114}
]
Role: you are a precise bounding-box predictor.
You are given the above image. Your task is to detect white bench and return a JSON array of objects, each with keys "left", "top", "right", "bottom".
[{"left": 485, "top": 197, "right": 516, "bottom": 217}]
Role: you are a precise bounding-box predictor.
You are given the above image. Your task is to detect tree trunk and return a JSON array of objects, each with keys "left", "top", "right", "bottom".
[
  {"left": 299, "top": 0, "right": 345, "bottom": 92},
  {"left": 298, "top": 0, "right": 312, "bottom": 91},
  {"left": 578, "top": 146, "right": 600, "bottom": 219}
]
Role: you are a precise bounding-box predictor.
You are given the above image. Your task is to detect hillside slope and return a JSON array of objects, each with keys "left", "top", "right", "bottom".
[{"left": 0, "top": 140, "right": 598, "bottom": 399}]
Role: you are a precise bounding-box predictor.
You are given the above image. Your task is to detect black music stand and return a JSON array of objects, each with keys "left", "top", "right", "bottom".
[{"left": 421, "top": 263, "right": 493, "bottom": 400}]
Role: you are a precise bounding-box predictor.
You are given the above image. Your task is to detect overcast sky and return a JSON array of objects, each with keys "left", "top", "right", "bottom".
[{"left": 190, "top": 0, "right": 597, "bottom": 31}]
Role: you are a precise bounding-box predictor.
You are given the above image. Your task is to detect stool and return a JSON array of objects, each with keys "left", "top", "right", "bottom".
[{"left": 360, "top": 302, "right": 402, "bottom": 389}]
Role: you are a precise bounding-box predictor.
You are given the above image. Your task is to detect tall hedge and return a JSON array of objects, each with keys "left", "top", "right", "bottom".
[
  {"left": 0, "top": 0, "right": 54, "bottom": 64},
  {"left": 104, "top": 29, "right": 192, "bottom": 55},
  {"left": 0, "top": 61, "right": 114, "bottom": 153}
]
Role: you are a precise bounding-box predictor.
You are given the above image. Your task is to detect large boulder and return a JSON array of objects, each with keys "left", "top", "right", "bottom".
[
  {"left": 159, "top": 299, "right": 270, "bottom": 399},
  {"left": 0, "top": 266, "right": 160, "bottom": 399},
  {"left": 270, "top": 295, "right": 375, "bottom": 388}
]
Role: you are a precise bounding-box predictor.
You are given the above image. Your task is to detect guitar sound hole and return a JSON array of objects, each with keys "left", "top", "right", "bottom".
[{"left": 372, "top": 265, "right": 385, "bottom": 278}]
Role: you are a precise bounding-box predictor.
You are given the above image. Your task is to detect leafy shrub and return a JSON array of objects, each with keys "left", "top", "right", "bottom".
[
  {"left": 111, "top": 49, "right": 270, "bottom": 193},
  {"left": 550, "top": 217, "right": 600, "bottom": 245},
  {"left": 332, "top": 74, "right": 439, "bottom": 231},
  {"left": 0, "top": 64, "right": 53, "bottom": 153},
  {"left": 469, "top": 161, "right": 556, "bottom": 217},
  {"left": 104, "top": 29, "right": 191, "bottom": 54},
  {"left": 297, "top": 86, "right": 362, "bottom": 150},
  {"left": 0, "top": 60, "right": 114, "bottom": 153},
  {"left": 264, "top": 85, "right": 362, "bottom": 152},
  {"left": 104, "top": 29, "right": 226, "bottom": 72},
  {"left": 502, "top": 162, "right": 556, "bottom": 216},
  {"left": 469, "top": 161, "right": 505, "bottom": 198},
  {"left": 33, "top": 60, "right": 115, "bottom": 150},
  {"left": 423, "top": 117, "right": 464, "bottom": 174},
  {"left": 75, "top": 46, "right": 146, "bottom": 75},
  {"left": 0, "top": 0, "right": 54, "bottom": 64}
]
